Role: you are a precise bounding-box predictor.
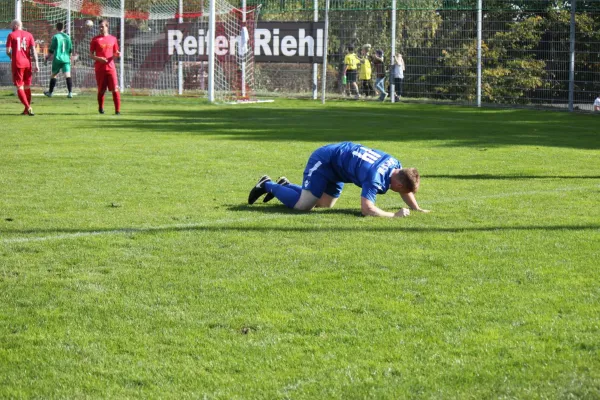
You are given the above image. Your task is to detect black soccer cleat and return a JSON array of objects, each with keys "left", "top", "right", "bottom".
[
  {"left": 99, "top": 108, "right": 105, "bottom": 114},
  {"left": 43, "top": 91, "right": 53, "bottom": 98},
  {"left": 263, "top": 176, "right": 290, "bottom": 203},
  {"left": 248, "top": 175, "right": 271, "bottom": 205},
  {"left": 27, "top": 107, "right": 35, "bottom": 116},
  {"left": 115, "top": 111, "right": 121, "bottom": 115}
]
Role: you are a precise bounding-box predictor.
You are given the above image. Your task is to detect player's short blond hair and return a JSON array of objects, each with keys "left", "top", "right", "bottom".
[
  {"left": 11, "top": 19, "right": 22, "bottom": 30},
  {"left": 394, "top": 168, "right": 420, "bottom": 193}
]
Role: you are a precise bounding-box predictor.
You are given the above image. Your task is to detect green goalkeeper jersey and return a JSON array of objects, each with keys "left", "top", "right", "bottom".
[{"left": 50, "top": 32, "right": 72, "bottom": 63}]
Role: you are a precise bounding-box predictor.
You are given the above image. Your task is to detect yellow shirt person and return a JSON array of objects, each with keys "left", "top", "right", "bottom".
[
  {"left": 344, "top": 52, "right": 360, "bottom": 71},
  {"left": 342, "top": 45, "right": 361, "bottom": 99},
  {"left": 359, "top": 44, "right": 374, "bottom": 97}
]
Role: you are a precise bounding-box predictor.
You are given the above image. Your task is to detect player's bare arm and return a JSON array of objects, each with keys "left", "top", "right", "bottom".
[
  {"left": 31, "top": 44, "right": 39, "bottom": 72},
  {"left": 400, "top": 191, "right": 430, "bottom": 213},
  {"left": 361, "top": 197, "right": 407, "bottom": 218},
  {"left": 46, "top": 39, "right": 53, "bottom": 62},
  {"left": 90, "top": 51, "right": 108, "bottom": 63}
]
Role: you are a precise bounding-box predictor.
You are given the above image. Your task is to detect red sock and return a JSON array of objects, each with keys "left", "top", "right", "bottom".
[
  {"left": 112, "top": 91, "right": 121, "bottom": 113},
  {"left": 17, "top": 89, "right": 30, "bottom": 108},
  {"left": 97, "top": 92, "right": 105, "bottom": 110},
  {"left": 25, "top": 88, "right": 32, "bottom": 104}
]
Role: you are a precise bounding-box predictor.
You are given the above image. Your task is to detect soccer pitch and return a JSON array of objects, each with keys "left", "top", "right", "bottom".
[{"left": 1, "top": 92, "right": 599, "bottom": 398}]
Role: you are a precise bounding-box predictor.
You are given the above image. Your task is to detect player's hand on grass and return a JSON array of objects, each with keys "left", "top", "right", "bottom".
[{"left": 394, "top": 208, "right": 410, "bottom": 218}]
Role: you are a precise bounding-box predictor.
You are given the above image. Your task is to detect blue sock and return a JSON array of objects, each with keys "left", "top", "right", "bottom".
[
  {"left": 265, "top": 181, "right": 301, "bottom": 208},
  {"left": 286, "top": 183, "right": 303, "bottom": 194}
]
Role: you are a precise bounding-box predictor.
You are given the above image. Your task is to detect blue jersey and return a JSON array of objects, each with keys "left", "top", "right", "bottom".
[{"left": 314, "top": 142, "right": 402, "bottom": 202}]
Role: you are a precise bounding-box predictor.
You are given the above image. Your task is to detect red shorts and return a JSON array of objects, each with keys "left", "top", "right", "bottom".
[
  {"left": 12, "top": 66, "right": 33, "bottom": 87},
  {"left": 95, "top": 69, "right": 119, "bottom": 92}
]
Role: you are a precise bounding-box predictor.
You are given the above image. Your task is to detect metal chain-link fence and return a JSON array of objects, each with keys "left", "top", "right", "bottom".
[
  {"left": 253, "top": 0, "right": 600, "bottom": 111},
  {"left": 2, "top": 0, "right": 599, "bottom": 111}
]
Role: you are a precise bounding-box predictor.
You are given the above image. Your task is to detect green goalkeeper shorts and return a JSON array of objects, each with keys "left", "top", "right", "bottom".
[{"left": 52, "top": 61, "right": 71, "bottom": 75}]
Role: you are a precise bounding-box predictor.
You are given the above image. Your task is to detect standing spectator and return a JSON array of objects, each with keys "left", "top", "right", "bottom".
[
  {"left": 44, "top": 22, "right": 74, "bottom": 98},
  {"left": 390, "top": 53, "right": 405, "bottom": 102},
  {"left": 5, "top": 19, "right": 39, "bottom": 116},
  {"left": 594, "top": 95, "right": 600, "bottom": 112},
  {"left": 342, "top": 45, "right": 360, "bottom": 100},
  {"left": 372, "top": 49, "right": 387, "bottom": 101},
  {"left": 339, "top": 60, "right": 348, "bottom": 95},
  {"left": 359, "top": 44, "right": 374, "bottom": 98},
  {"left": 90, "top": 19, "right": 121, "bottom": 115}
]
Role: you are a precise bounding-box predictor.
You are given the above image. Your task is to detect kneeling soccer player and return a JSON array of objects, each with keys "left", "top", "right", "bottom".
[{"left": 248, "top": 141, "right": 430, "bottom": 218}]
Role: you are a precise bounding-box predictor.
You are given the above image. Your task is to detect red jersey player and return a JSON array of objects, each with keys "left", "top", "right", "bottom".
[
  {"left": 90, "top": 19, "right": 121, "bottom": 115},
  {"left": 5, "top": 19, "right": 39, "bottom": 116}
]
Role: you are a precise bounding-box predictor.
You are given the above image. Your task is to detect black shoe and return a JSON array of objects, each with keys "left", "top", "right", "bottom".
[
  {"left": 263, "top": 176, "right": 290, "bottom": 203},
  {"left": 99, "top": 108, "right": 105, "bottom": 114},
  {"left": 43, "top": 91, "right": 53, "bottom": 98},
  {"left": 27, "top": 107, "right": 35, "bottom": 116},
  {"left": 248, "top": 175, "right": 271, "bottom": 205},
  {"left": 115, "top": 111, "right": 121, "bottom": 115}
]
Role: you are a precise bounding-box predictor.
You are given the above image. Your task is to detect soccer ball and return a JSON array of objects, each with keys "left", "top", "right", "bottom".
[{"left": 85, "top": 20, "right": 94, "bottom": 28}]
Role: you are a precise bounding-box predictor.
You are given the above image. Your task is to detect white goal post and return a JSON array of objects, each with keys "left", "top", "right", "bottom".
[{"left": 16, "top": 0, "right": 260, "bottom": 103}]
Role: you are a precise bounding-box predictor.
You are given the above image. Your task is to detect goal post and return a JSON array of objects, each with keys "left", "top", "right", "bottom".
[
  {"left": 16, "top": 0, "right": 260, "bottom": 102},
  {"left": 207, "top": 0, "right": 261, "bottom": 103}
]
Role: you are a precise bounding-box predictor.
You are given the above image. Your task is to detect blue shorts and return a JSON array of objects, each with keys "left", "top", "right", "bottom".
[{"left": 302, "top": 146, "right": 344, "bottom": 198}]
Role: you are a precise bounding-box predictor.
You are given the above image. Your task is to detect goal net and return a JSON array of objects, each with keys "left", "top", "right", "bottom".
[{"left": 19, "top": 0, "right": 259, "bottom": 102}]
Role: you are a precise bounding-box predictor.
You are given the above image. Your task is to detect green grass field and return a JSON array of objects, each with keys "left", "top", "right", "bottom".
[{"left": 1, "top": 91, "right": 599, "bottom": 398}]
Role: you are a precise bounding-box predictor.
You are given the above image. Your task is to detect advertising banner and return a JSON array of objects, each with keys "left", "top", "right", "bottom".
[
  {"left": 0, "top": 30, "right": 11, "bottom": 63},
  {"left": 167, "top": 21, "right": 325, "bottom": 63}
]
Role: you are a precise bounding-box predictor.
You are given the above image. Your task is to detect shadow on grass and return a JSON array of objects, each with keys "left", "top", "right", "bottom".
[
  {"left": 0, "top": 111, "right": 82, "bottom": 116},
  {"left": 226, "top": 204, "right": 363, "bottom": 216},
  {"left": 426, "top": 174, "right": 600, "bottom": 180},
  {"left": 99, "top": 102, "right": 599, "bottom": 150}
]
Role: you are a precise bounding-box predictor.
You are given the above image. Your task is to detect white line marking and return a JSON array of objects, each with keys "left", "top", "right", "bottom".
[
  {"left": 1, "top": 184, "right": 597, "bottom": 244},
  {"left": 0, "top": 215, "right": 288, "bottom": 244}
]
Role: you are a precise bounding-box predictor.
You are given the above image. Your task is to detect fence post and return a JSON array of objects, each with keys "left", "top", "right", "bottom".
[
  {"left": 120, "top": 0, "right": 125, "bottom": 93},
  {"left": 390, "top": 0, "right": 396, "bottom": 103},
  {"left": 568, "top": 0, "right": 576, "bottom": 112},
  {"left": 320, "top": 0, "right": 329, "bottom": 104},
  {"left": 207, "top": 0, "right": 216, "bottom": 102},
  {"left": 477, "top": 0, "right": 482, "bottom": 107},
  {"left": 67, "top": 0, "right": 71, "bottom": 35},
  {"left": 312, "top": 0, "right": 318, "bottom": 100},
  {"left": 241, "top": 0, "right": 247, "bottom": 99},
  {"left": 15, "top": 0, "right": 21, "bottom": 21},
  {"left": 178, "top": 0, "right": 183, "bottom": 95}
]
